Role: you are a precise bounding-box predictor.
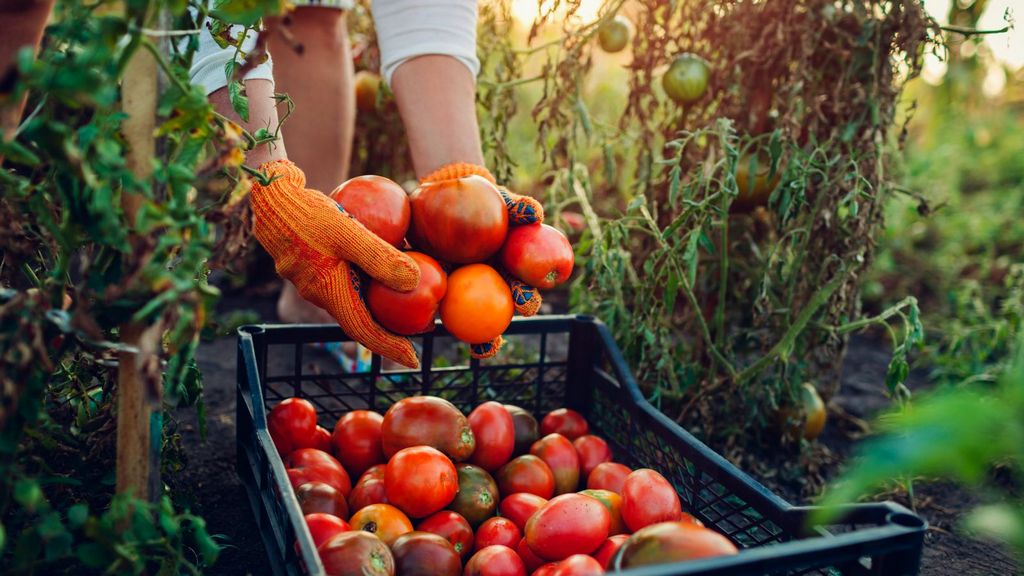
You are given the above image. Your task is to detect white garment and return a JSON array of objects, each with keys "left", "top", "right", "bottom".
[{"left": 189, "top": 0, "right": 479, "bottom": 95}]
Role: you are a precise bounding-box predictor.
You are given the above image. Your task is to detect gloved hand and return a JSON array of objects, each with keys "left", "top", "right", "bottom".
[
  {"left": 418, "top": 162, "right": 545, "bottom": 360},
  {"left": 250, "top": 160, "right": 421, "bottom": 369}
]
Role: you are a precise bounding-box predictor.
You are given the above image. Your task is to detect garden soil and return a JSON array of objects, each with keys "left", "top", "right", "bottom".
[{"left": 172, "top": 291, "right": 1020, "bottom": 575}]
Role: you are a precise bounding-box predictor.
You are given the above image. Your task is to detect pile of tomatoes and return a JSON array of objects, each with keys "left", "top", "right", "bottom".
[
  {"left": 332, "top": 174, "right": 574, "bottom": 346},
  {"left": 268, "top": 395, "right": 739, "bottom": 575}
]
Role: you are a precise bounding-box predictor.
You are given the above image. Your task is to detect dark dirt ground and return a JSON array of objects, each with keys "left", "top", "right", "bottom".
[{"left": 171, "top": 290, "right": 1021, "bottom": 576}]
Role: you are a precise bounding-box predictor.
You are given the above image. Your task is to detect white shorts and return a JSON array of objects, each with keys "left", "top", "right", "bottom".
[{"left": 189, "top": 0, "right": 479, "bottom": 96}]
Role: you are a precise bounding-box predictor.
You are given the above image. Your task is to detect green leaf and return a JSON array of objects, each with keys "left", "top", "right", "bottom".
[
  {"left": 228, "top": 81, "right": 249, "bottom": 123},
  {"left": 683, "top": 231, "right": 700, "bottom": 285},
  {"left": 574, "top": 98, "right": 593, "bottom": 138},
  {"left": 77, "top": 542, "right": 112, "bottom": 568},
  {"left": 665, "top": 270, "right": 680, "bottom": 313},
  {"left": 210, "top": 0, "right": 282, "bottom": 26},
  {"left": 626, "top": 194, "right": 645, "bottom": 213},
  {"left": 14, "top": 479, "right": 44, "bottom": 512},
  {"left": 885, "top": 356, "right": 909, "bottom": 393},
  {"left": 68, "top": 503, "right": 89, "bottom": 529}
]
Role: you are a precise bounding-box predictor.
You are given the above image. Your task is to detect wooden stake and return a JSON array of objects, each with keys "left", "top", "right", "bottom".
[{"left": 117, "top": 31, "right": 161, "bottom": 501}]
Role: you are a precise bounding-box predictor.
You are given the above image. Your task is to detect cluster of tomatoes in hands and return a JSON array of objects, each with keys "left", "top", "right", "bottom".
[
  {"left": 269, "top": 396, "right": 738, "bottom": 576},
  {"left": 332, "top": 173, "right": 574, "bottom": 351}
]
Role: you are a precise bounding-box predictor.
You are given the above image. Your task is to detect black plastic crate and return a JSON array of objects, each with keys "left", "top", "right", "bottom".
[{"left": 236, "top": 315, "right": 925, "bottom": 576}]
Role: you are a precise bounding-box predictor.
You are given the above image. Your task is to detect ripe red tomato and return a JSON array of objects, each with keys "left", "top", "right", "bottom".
[
  {"left": 287, "top": 448, "right": 352, "bottom": 496},
  {"left": 578, "top": 490, "right": 626, "bottom": 536},
  {"left": 408, "top": 175, "right": 509, "bottom": 264},
  {"left": 530, "top": 434, "right": 580, "bottom": 495},
  {"left": 572, "top": 436, "right": 612, "bottom": 478},
  {"left": 332, "top": 411, "right": 385, "bottom": 478},
  {"left": 304, "top": 513, "right": 350, "bottom": 549},
  {"left": 621, "top": 469, "right": 682, "bottom": 532},
  {"left": 440, "top": 264, "right": 514, "bottom": 344},
  {"left": 448, "top": 464, "right": 499, "bottom": 527},
  {"left": 296, "top": 482, "right": 349, "bottom": 519},
  {"left": 539, "top": 409, "right": 588, "bottom": 440},
  {"left": 474, "top": 517, "right": 521, "bottom": 551},
  {"left": 586, "top": 463, "right": 631, "bottom": 494},
  {"left": 464, "top": 545, "right": 526, "bottom": 576},
  {"left": 532, "top": 564, "right": 559, "bottom": 576},
  {"left": 349, "top": 503, "right": 414, "bottom": 547},
  {"left": 391, "top": 531, "right": 462, "bottom": 576},
  {"left": 330, "top": 175, "right": 411, "bottom": 248},
  {"left": 591, "top": 535, "right": 628, "bottom": 570},
  {"left": 498, "top": 493, "right": 548, "bottom": 532},
  {"left": 268, "top": 397, "right": 318, "bottom": 457},
  {"left": 503, "top": 405, "right": 539, "bottom": 456},
  {"left": 418, "top": 510, "right": 475, "bottom": 561},
  {"left": 495, "top": 455, "right": 555, "bottom": 499},
  {"left": 516, "top": 537, "right": 546, "bottom": 572},
  {"left": 614, "top": 522, "right": 738, "bottom": 568},
  {"left": 312, "top": 426, "right": 333, "bottom": 453},
  {"left": 318, "top": 530, "right": 395, "bottom": 576},
  {"left": 382, "top": 396, "right": 476, "bottom": 461},
  {"left": 552, "top": 555, "right": 604, "bottom": 576},
  {"left": 499, "top": 224, "right": 574, "bottom": 290},
  {"left": 385, "top": 446, "right": 458, "bottom": 518},
  {"left": 525, "top": 494, "right": 610, "bottom": 561},
  {"left": 367, "top": 252, "right": 447, "bottom": 335},
  {"left": 348, "top": 477, "right": 388, "bottom": 513},
  {"left": 469, "top": 401, "right": 516, "bottom": 471}
]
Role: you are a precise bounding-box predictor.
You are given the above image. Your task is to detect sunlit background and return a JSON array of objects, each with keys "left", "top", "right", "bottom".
[{"left": 508, "top": 0, "right": 1023, "bottom": 92}]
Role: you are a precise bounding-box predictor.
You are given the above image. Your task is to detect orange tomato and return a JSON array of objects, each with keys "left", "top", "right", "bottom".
[{"left": 439, "top": 264, "right": 513, "bottom": 344}]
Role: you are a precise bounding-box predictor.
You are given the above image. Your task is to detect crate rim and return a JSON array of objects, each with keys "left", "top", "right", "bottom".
[{"left": 236, "top": 316, "right": 927, "bottom": 576}]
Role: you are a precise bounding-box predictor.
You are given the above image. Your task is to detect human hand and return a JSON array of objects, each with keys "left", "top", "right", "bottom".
[{"left": 250, "top": 160, "right": 422, "bottom": 369}]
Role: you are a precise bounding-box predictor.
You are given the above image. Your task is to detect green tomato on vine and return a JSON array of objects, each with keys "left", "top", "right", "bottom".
[
  {"left": 597, "top": 16, "right": 632, "bottom": 53},
  {"left": 662, "top": 53, "right": 711, "bottom": 104}
]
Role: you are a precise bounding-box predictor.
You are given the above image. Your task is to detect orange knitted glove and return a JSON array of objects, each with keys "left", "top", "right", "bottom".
[
  {"left": 251, "top": 160, "right": 421, "bottom": 368},
  {"left": 420, "top": 163, "right": 545, "bottom": 360}
]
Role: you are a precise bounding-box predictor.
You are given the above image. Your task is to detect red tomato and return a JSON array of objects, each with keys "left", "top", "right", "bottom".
[
  {"left": 539, "top": 409, "right": 588, "bottom": 440},
  {"left": 525, "top": 494, "right": 610, "bottom": 561},
  {"left": 367, "top": 252, "right": 448, "bottom": 335},
  {"left": 552, "top": 555, "right": 603, "bottom": 576},
  {"left": 333, "top": 409, "right": 385, "bottom": 477},
  {"left": 382, "top": 396, "right": 476, "bottom": 461},
  {"left": 499, "top": 224, "right": 574, "bottom": 289},
  {"left": 517, "top": 537, "right": 546, "bottom": 572},
  {"left": 330, "top": 175, "right": 411, "bottom": 249},
  {"left": 287, "top": 448, "right": 352, "bottom": 496},
  {"left": 532, "top": 564, "right": 559, "bottom": 576},
  {"left": 586, "top": 463, "right": 631, "bottom": 494},
  {"left": 464, "top": 545, "right": 526, "bottom": 576},
  {"left": 577, "top": 490, "right": 626, "bottom": 536},
  {"left": 409, "top": 175, "right": 509, "bottom": 264},
  {"left": 318, "top": 530, "right": 395, "bottom": 576},
  {"left": 591, "top": 535, "right": 628, "bottom": 570},
  {"left": 418, "top": 510, "right": 475, "bottom": 561},
  {"left": 621, "top": 469, "right": 682, "bottom": 532},
  {"left": 296, "top": 482, "right": 349, "bottom": 519},
  {"left": 349, "top": 503, "right": 414, "bottom": 547},
  {"left": 474, "top": 517, "right": 521, "bottom": 551},
  {"left": 332, "top": 410, "right": 385, "bottom": 478},
  {"left": 268, "top": 397, "right": 318, "bottom": 457},
  {"left": 304, "top": 513, "right": 350, "bottom": 548},
  {"left": 468, "top": 401, "right": 516, "bottom": 472},
  {"left": 357, "top": 464, "right": 387, "bottom": 484},
  {"left": 615, "top": 522, "right": 738, "bottom": 568},
  {"left": 496, "top": 455, "right": 555, "bottom": 499},
  {"left": 385, "top": 446, "right": 459, "bottom": 518},
  {"left": 530, "top": 434, "right": 580, "bottom": 495},
  {"left": 312, "top": 426, "right": 333, "bottom": 453},
  {"left": 348, "top": 477, "right": 388, "bottom": 513},
  {"left": 572, "top": 436, "right": 612, "bottom": 478},
  {"left": 498, "top": 493, "right": 548, "bottom": 533}
]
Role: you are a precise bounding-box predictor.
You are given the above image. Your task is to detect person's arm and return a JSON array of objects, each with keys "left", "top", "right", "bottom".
[{"left": 1, "top": 0, "right": 55, "bottom": 146}]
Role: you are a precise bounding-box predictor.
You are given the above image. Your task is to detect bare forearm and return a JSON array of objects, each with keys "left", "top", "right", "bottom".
[
  {"left": 209, "top": 79, "right": 287, "bottom": 167},
  {"left": 1, "top": 0, "right": 55, "bottom": 140},
  {"left": 391, "top": 55, "right": 483, "bottom": 178}
]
